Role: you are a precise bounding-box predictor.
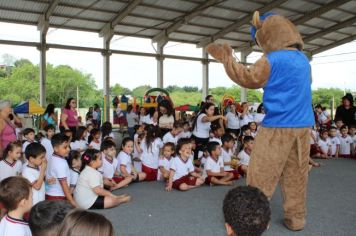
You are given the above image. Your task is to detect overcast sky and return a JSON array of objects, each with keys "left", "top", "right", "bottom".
[{"left": 0, "top": 22, "right": 355, "bottom": 92}]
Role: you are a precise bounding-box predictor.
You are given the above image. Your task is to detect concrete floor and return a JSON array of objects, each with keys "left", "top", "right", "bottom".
[{"left": 95, "top": 158, "right": 356, "bottom": 236}]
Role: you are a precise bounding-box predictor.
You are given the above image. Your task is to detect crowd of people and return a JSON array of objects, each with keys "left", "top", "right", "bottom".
[{"left": 0, "top": 93, "right": 355, "bottom": 236}]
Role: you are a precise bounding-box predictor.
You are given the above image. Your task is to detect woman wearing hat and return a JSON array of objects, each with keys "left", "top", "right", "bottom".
[{"left": 335, "top": 93, "right": 356, "bottom": 127}]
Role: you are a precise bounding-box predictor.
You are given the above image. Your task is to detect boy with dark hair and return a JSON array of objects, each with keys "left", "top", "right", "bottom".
[
  {"left": 29, "top": 200, "right": 73, "bottom": 236},
  {"left": 223, "top": 186, "right": 270, "bottom": 236},
  {"left": 41, "top": 125, "right": 55, "bottom": 160},
  {"left": 22, "top": 128, "right": 36, "bottom": 153},
  {"left": 238, "top": 136, "right": 254, "bottom": 175},
  {"left": 46, "top": 134, "right": 77, "bottom": 207},
  {"left": 204, "top": 141, "right": 234, "bottom": 186},
  {"left": 0, "top": 176, "right": 33, "bottom": 235},
  {"left": 221, "top": 134, "right": 240, "bottom": 180},
  {"left": 162, "top": 121, "right": 183, "bottom": 145},
  {"left": 22, "top": 143, "right": 47, "bottom": 206}
]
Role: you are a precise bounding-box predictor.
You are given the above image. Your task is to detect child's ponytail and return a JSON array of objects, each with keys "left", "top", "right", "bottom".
[{"left": 80, "top": 149, "right": 100, "bottom": 171}]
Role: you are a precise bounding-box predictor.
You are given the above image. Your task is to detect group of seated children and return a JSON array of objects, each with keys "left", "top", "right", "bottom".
[{"left": 310, "top": 123, "right": 355, "bottom": 159}]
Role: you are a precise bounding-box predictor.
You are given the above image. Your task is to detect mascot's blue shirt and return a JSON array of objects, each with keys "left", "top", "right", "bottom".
[{"left": 262, "top": 50, "right": 315, "bottom": 128}]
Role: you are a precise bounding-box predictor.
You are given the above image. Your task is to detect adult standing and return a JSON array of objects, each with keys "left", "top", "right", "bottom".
[
  {"left": 42, "top": 103, "right": 58, "bottom": 129},
  {"left": 225, "top": 103, "right": 240, "bottom": 137},
  {"left": 335, "top": 93, "right": 356, "bottom": 127},
  {"left": 86, "top": 107, "right": 93, "bottom": 122},
  {"left": 192, "top": 102, "right": 225, "bottom": 159},
  {"left": 0, "top": 100, "right": 22, "bottom": 157},
  {"left": 254, "top": 103, "right": 266, "bottom": 125},
  {"left": 126, "top": 105, "right": 138, "bottom": 139},
  {"left": 60, "top": 98, "right": 79, "bottom": 137},
  {"left": 157, "top": 100, "right": 175, "bottom": 136}
]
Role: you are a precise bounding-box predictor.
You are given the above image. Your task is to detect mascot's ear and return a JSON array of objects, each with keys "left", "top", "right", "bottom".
[{"left": 252, "top": 11, "right": 262, "bottom": 29}]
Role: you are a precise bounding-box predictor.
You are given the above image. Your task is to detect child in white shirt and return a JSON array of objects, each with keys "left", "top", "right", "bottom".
[
  {"left": 41, "top": 125, "right": 55, "bottom": 160},
  {"left": 162, "top": 122, "right": 183, "bottom": 145},
  {"left": 118, "top": 138, "right": 146, "bottom": 184},
  {"left": 238, "top": 136, "right": 254, "bottom": 176},
  {"left": 74, "top": 149, "right": 131, "bottom": 210},
  {"left": 157, "top": 142, "right": 175, "bottom": 181},
  {"left": 88, "top": 128, "right": 101, "bottom": 151},
  {"left": 22, "top": 128, "right": 36, "bottom": 153},
  {"left": 0, "top": 177, "right": 33, "bottom": 236},
  {"left": 179, "top": 121, "right": 192, "bottom": 139},
  {"left": 316, "top": 129, "right": 331, "bottom": 158},
  {"left": 339, "top": 125, "right": 354, "bottom": 158},
  {"left": 22, "top": 143, "right": 47, "bottom": 206},
  {"left": 0, "top": 141, "right": 23, "bottom": 182},
  {"left": 66, "top": 150, "right": 82, "bottom": 193},
  {"left": 221, "top": 134, "right": 240, "bottom": 180},
  {"left": 329, "top": 127, "right": 340, "bottom": 158},
  {"left": 70, "top": 126, "right": 88, "bottom": 154},
  {"left": 166, "top": 139, "right": 204, "bottom": 191}
]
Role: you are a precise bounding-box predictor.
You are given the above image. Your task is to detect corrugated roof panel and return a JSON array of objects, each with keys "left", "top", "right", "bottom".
[
  {"left": 297, "top": 25, "right": 320, "bottom": 35},
  {"left": 305, "top": 17, "right": 337, "bottom": 29},
  {"left": 281, "top": 0, "right": 321, "bottom": 12},
  {"left": 190, "top": 16, "right": 233, "bottom": 28},
  {"left": 0, "top": 9, "right": 39, "bottom": 23},
  {"left": 61, "top": 18, "right": 105, "bottom": 31},
  {"left": 202, "top": 7, "right": 247, "bottom": 21},
  {"left": 224, "top": 31, "right": 251, "bottom": 41},
  {"left": 309, "top": 38, "right": 334, "bottom": 46},
  {"left": 115, "top": 24, "right": 161, "bottom": 36},
  {"left": 178, "top": 24, "right": 219, "bottom": 35},
  {"left": 121, "top": 16, "right": 168, "bottom": 29},
  {"left": 215, "top": 38, "right": 247, "bottom": 48},
  {"left": 0, "top": 0, "right": 47, "bottom": 13},
  {"left": 89, "top": 0, "right": 126, "bottom": 12},
  {"left": 132, "top": 6, "right": 183, "bottom": 19},
  {"left": 220, "top": 0, "right": 263, "bottom": 12},
  {"left": 54, "top": 5, "right": 113, "bottom": 22},
  {"left": 337, "top": 26, "right": 356, "bottom": 35},
  {"left": 143, "top": 0, "right": 197, "bottom": 12},
  {"left": 322, "top": 31, "right": 353, "bottom": 41},
  {"left": 321, "top": 9, "right": 354, "bottom": 22},
  {"left": 338, "top": 1, "right": 356, "bottom": 13},
  {"left": 169, "top": 32, "right": 203, "bottom": 42}
]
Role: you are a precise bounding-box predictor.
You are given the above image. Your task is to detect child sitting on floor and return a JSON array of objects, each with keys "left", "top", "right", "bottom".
[
  {"left": 339, "top": 125, "right": 353, "bottom": 158},
  {"left": 66, "top": 150, "right": 82, "bottom": 193},
  {"left": 221, "top": 134, "right": 240, "bottom": 180},
  {"left": 223, "top": 186, "right": 270, "bottom": 236},
  {"left": 118, "top": 137, "right": 146, "bottom": 184},
  {"left": 0, "top": 176, "right": 33, "bottom": 236},
  {"left": 74, "top": 149, "right": 131, "bottom": 210},
  {"left": 22, "top": 128, "right": 36, "bottom": 153},
  {"left": 316, "top": 129, "right": 331, "bottom": 159},
  {"left": 99, "top": 140, "right": 133, "bottom": 190},
  {"left": 166, "top": 139, "right": 204, "bottom": 191},
  {"left": 88, "top": 128, "right": 101, "bottom": 151},
  {"left": 204, "top": 142, "right": 234, "bottom": 186},
  {"left": 162, "top": 121, "right": 183, "bottom": 145},
  {"left": 40, "top": 125, "right": 55, "bottom": 160},
  {"left": 157, "top": 142, "right": 175, "bottom": 181},
  {"left": 70, "top": 126, "right": 88, "bottom": 154},
  {"left": 329, "top": 126, "right": 340, "bottom": 158},
  {"left": 237, "top": 136, "right": 254, "bottom": 176}
]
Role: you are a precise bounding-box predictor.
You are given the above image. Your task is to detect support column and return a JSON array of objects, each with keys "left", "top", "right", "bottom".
[
  {"left": 156, "top": 43, "right": 165, "bottom": 88},
  {"left": 102, "top": 36, "right": 112, "bottom": 122},
  {"left": 202, "top": 50, "right": 209, "bottom": 101},
  {"left": 38, "top": 33, "right": 47, "bottom": 107},
  {"left": 240, "top": 51, "right": 250, "bottom": 102}
]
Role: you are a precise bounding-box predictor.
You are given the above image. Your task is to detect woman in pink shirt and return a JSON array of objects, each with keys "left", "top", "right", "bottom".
[
  {"left": 0, "top": 100, "right": 22, "bottom": 158},
  {"left": 60, "top": 98, "right": 79, "bottom": 137}
]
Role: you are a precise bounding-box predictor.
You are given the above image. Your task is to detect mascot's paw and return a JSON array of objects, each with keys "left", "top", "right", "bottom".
[{"left": 205, "top": 43, "right": 233, "bottom": 63}]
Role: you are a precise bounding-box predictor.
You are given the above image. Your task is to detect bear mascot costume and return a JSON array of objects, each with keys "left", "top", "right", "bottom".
[{"left": 206, "top": 11, "right": 315, "bottom": 231}]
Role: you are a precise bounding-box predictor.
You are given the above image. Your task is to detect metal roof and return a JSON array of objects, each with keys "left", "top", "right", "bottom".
[{"left": 0, "top": 0, "right": 355, "bottom": 55}]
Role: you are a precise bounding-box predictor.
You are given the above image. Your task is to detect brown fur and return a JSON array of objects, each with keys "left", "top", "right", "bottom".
[{"left": 206, "top": 11, "right": 309, "bottom": 231}]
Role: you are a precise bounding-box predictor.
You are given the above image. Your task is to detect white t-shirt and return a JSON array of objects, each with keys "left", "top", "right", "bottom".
[
  {"left": 126, "top": 112, "right": 138, "bottom": 127},
  {"left": 310, "top": 130, "right": 317, "bottom": 145},
  {"left": 339, "top": 135, "right": 353, "bottom": 155},
  {"left": 192, "top": 114, "right": 211, "bottom": 139},
  {"left": 22, "top": 165, "right": 45, "bottom": 206},
  {"left": 329, "top": 136, "right": 340, "bottom": 155},
  {"left": 46, "top": 154, "right": 70, "bottom": 197},
  {"left": 317, "top": 111, "right": 329, "bottom": 124},
  {"left": 0, "top": 215, "right": 32, "bottom": 236},
  {"left": 179, "top": 131, "right": 192, "bottom": 139},
  {"left": 0, "top": 159, "right": 23, "bottom": 182},
  {"left": 163, "top": 132, "right": 179, "bottom": 145},
  {"left": 225, "top": 112, "right": 240, "bottom": 129},
  {"left": 209, "top": 137, "right": 222, "bottom": 146},
  {"left": 89, "top": 140, "right": 101, "bottom": 151},
  {"left": 98, "top": 154, "right": 119, "bottom": 178},
  {"left": 221, "top": 148, "right": 233, "bottom": 171},
  {"left": 157, "top": 157, "right": 171, "bottom": 181},
  {"left": 204, "top": 156, "right": 224, "bottom": 174},
  {"left": 142, "top": 115, "right": 154, "bottom": 125},
  {"left": 69, "top": 169, "right": 80, "bottom": 188},
  {"left": 140, "top": 138, "right": 163, "bottom": 169},
  {"left": 139, "top": 115, "right": 146, "bottom": 125},
  {"left": 74, "top": 165, "right": 103, "bottom": 209},
  {"left": 318, "top": 138, "right": 331, "bottom": 154},
  {"left": 118, "top": 151, "right": 133, "bottom": 174},
  {"left": 239, "top": 113, "right": 254, "bottom": 127},
  {"left": 70, "top": 140, "right": 88, "bottom": 152},
  {"left": 170, "top": 156, "right": 195, "bottom": 181},
  {"left": 254, "top": 113, "right": 265, "bottom": 123},
  {"left": 238, "top": 150, "right": 250, "bottom": 166},
  {"left": 41, "top": 137, "right": 53, "bottom": 160},
  {"left": 22, "top": 140, "right": 34, "bottom": 153}
]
